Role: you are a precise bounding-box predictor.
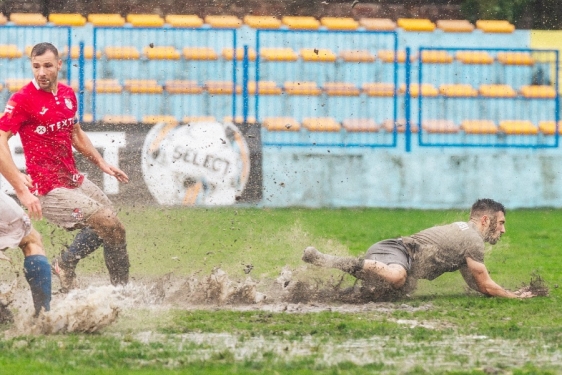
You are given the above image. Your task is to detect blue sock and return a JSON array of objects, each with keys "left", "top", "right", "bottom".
[
  {"left": 24, "top": 255, "right": 52, "bottom": 316},
  {"left": 62, "top": 227, "right": 103, "bottom": 267}
]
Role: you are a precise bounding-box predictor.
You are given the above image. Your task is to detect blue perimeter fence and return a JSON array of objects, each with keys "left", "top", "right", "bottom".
[{"left": 0, "top": 26, "right": 559, "bottom": 150}]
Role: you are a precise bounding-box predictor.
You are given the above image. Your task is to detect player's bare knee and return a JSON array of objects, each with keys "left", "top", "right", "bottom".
[
  {"left": 88, "top": 207, "right": 126, "bottom": 244},
  {"left": 19, "top": 228, "right": 45, "bottom": 256}
]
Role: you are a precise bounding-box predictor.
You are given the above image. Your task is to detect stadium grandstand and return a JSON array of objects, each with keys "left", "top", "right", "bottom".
[{"left": 0, "top": 0, "right": 560, "bottom": 150}]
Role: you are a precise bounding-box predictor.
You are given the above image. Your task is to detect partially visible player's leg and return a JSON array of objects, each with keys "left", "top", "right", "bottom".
[
  {"left": 20, "top": 228, "right": 52, "bottom": 315},
  {"left": 1, "top": 191, "right": 51, "bottom": 315}
]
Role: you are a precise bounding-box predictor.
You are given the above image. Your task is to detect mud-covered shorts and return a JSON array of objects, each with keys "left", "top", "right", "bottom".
[
  {"left": 364, "top": 238, "right": 412, "bottom": 271},
  {"left": 0, "top": 191, "right": 31, "bottom": 250},
  {"left": 39, "top": 177, "right": 113, "bottom": 230}
]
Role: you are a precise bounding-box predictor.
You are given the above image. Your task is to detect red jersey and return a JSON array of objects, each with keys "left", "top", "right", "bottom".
[{"left": 0, "top": 79, "right": 83, "bottom": 195}]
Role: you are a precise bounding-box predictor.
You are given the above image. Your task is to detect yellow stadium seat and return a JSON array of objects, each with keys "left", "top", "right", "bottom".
[
  {"left": 223, "top": 115, "right": 257, "bottom": 124},
  {"left": 436, "top": 20, "right": 474, "bottom": 32},
  {"left": 222, "top": 47, "right": 257, "bottom": 61},
  {"left": 455, "top": 51, "right": 494, "bottom": 64},
  {"left": 263, "top": 117, "right": 301, "bottom": 131},
  {"left": 87, "top": 14, "right": 125, "bottom": 27},
  {"left": 183, "top": 116, "right": 217, "bottom": 123},
  {"left": 378, "top": 50, "right": 407, "bottom": 63},
  {"left": 476, "top": 20, "right": 515, "bottom": 33},
  {"left": 10, "top": 13, "right": 47, "bottom": 26},
  {"left": 479, "top": 84, "right": 517, "bottom": 98},
  {"left": 300, "top": 48, "right": 337, "bottom": 62},
  {"left": 206, "top": 81, "right": 237, "bottom": 94},
  {"left": 0, "top": 45, "right": 23, "bottom": 58},
  {"left": 302, "top": 117, "right": 341, "bottom": 132},
  {"left": 0, "top": 14, "right": 7, "bottom": 25},
  {"left": 165, "top": 14, "right": 203, "bottom": 28},
  {"left": 61, "top": 46, "right": 101, "bottom": 59},
  {"left": 102, "top": 114, "right": 137, "bottom": 124},
  {"left": 420, "top": 50, "right": 453, "bottom": 64},
  {"left": 81, "top": 113, "right": 93, "bottom": 123},
  {"left": 126, "top": 14, "right": 165, "bottom": 27},
  {"left": 143, "top": 46, "right": 180, "bottom": 60},
  {"left": 461, "top": 120, "right": 498, "bottom": 134},
  {"left": 422, "top": 120, "right": 459, "bottom": 134},
  {"left": 323, "top": 82, "right": 360, "bottom": 96},
  {"left": 143, "top": 115, "right": 178, "bottom": 125},
  {"left": 400, "top": 83, "right": 439, "bottom": 97},
  {"left": 342, "top": 118, "right": 379, "bottom": 132},
  {"left": 49, "top": 13, "right": 87, "bottom": 26},
  {"left": 243, "top": 15, "right": 281, "bottom": 29},
  {"left": 282, "top": 16, "right": 320, "bottom": 30},
  {"left": 5, "top": 78, "right": 30, "bottom": 92},
  {"left": 499, "top": 120, "right": 538, "bottom": 135},
  {"left": 362, "top": 82, "right": 395, "bottom": 97},
  {"left": 104, "top": 46, "right": 140, "bottom": 60},
  {"left": 439, "top": 84, "right": 478, "bottom": 97},
  {"left": 339, "top": 50, "right": 375, "bottom": 63},
  {"left": 59, "top": 79, "right": 79, "bottom": 91},
  {"left": 205, "top": 15, "right": 242, "bottom": 28},
  {"left": 85, "top": 79, "right": 122, "bottom": 93},
  {"left": 496, "top": 52, "right": 534, "bottom": 66},
  {"left": 538, "top": 121, "right": 562, "bottom": 135},
  {"left": 124, "top": 79, "right": 163, "bottom": 94},
  {"left": 182, "top": 47, "right": 218, "bottom": 60},
  {"left": 165, "top": 80, "right": 203, "bottom": 94},
  {"left": 359, "top": 18, "right": 396, "bottom": 31},
  {"left": 284, "top": 81, "right": 322, "bottom": 95},
  {"left": 245, "top": 81, "right": 282, "bottom": 95},
  {"left": 397, "top": 18, "right": 435, "bottom": 32},
  {"left": 520, "top": 85, "right": 556, "bottom": 99},
  {"left": 320, "top": 17, "right": 358, "bottom": 30},
  {"left": 259, "top": 48, "right": 298, "bottom": 61},
  {"left": 382, "top": 119, "right": 418, "bottom": 133}
]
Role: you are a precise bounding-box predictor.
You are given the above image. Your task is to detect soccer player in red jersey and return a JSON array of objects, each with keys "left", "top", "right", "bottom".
[{"left": 0, "top": 42, "right": 130, "bottom": 292}]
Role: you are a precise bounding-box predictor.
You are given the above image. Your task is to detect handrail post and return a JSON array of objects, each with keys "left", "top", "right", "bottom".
[
  {"left": 242, "top": 45, "right": 250, "bottom": 124},
  {"left": 405, "top": 47, "right": 411, "bottom": 152}
]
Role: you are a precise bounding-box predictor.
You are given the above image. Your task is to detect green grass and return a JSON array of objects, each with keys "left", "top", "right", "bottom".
[{"left": 3, "top": 206, "right": 562, "bottom": 374}]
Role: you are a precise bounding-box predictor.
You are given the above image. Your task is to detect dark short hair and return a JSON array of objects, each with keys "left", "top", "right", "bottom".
[
  {"left": 30, "top": 42, "right": 59, "bottom": 59},
  {"left": 470, "top": 198, "right": 506, "bottom": 219}
]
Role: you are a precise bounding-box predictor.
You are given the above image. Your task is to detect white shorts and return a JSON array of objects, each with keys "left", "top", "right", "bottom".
[
  {"left": 39, "top": 177, "right": 113, "bottom": 230},
  {"left": 0, "top": 191, "right": 31, "bottom": 250}
]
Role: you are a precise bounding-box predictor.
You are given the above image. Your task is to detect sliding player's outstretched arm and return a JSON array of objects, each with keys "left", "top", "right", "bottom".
[{"left": 462, "top": 257, "right": 533, "bottom": 298}]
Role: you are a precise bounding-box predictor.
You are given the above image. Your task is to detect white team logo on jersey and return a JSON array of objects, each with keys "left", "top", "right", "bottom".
[
  {"left": 39, "top": 107, "right": 48, "bottom": 115},
  {"left": 65, "top": 98, "right": 73, "bottom": 110},
  {"left": 35, "top": 126, "right": 47, "bottom": 135},
  {"left": 4, "top": 104, "right": 13, "bottom": 114}
]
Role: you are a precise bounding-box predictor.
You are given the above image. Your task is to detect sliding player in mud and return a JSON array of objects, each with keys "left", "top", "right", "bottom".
[{"left": 303, "top": 198, "right": 540, "bottom": 300}]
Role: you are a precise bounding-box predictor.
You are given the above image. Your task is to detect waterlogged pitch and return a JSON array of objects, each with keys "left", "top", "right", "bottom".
[{"left": 1, "top": 207, "right": 562, "bottom": 374}]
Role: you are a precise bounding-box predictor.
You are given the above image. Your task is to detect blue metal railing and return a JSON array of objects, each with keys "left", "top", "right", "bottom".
[
  {"left": 91, "top": 27, "right": 238, "bottom": 122},
  {"left": 254, "top": 28, "right": 399, "bottom": 148},
  {"left": 415, "top": 46, "right": 559, "bottom": 149}
]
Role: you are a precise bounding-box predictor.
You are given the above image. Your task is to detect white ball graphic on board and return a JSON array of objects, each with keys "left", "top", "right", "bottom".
[{"left": 141, "top": 121, "right": 250, "bottom": 206}]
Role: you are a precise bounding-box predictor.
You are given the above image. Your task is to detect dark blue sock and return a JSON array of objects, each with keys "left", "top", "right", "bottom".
[
  {"left": 62, "top": 227, "right": 103, "bottom": 267},
  {"left": 24, "top": 255, "right": 51, "bottom": 316}
]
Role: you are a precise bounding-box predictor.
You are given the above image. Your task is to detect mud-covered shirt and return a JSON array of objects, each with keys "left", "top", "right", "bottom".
[{"left": 402, "top": 221, "right": 485, "bottom": 280}]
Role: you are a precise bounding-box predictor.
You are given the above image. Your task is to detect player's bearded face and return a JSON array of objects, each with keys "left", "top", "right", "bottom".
[
  {"left": 483, "top": 212, "right": 505, "bottom": 244},
  {"left": 31, "top": 51, "right": 61, "bottom": 92}
]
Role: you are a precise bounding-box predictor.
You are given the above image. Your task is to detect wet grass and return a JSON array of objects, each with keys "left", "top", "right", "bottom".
[{"left": 3, "top": 206, "right": 562, "bottom": 374}]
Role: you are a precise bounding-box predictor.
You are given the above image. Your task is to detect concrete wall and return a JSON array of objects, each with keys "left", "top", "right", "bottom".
[{"left": 262, "top": 143, "right": 562, "bottom": 209}]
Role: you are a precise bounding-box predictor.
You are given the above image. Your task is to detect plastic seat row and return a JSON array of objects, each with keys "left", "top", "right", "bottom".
[
  {"left": 0, "top": 79, "right": 553, "bottom": 99},
  {"left": 0, "top": 13, "right": 517, "bottom": 33},
  {"left": 263, "top": 118, "right": 562, "bottom": 135},
  {"left": 0, "top": 45, "right": 537, "bottom": 66}
]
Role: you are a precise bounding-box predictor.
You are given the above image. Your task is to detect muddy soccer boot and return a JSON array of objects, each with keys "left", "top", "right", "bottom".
[{"left": 302, "top": 246, "right": 365, "bottom": 277}]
